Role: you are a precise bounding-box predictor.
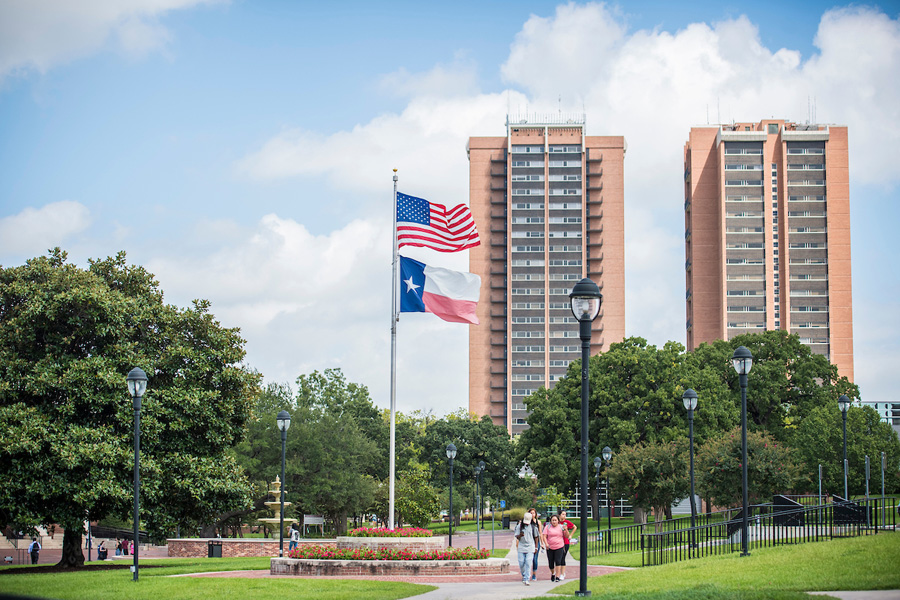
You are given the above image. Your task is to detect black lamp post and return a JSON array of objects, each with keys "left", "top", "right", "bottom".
[
  {"left": 478, "top": 460, "right": 486, "bottom": 531},
  {"left": 570, "top": 277, "right": 601, "bottom": 597},
  {"left": 602, "top": 446, "right": 612, "bottom": 552},
  {"left": 276, "top": 410, "right": 291, "bottom": 557},
  {"left": 126, "top": 367, "right": 148, "bottom": 582},
  {"left": 732, "top": 346, "right": 753, "bottom": 557},
  {"left": 838, "top": 395, "right": 851, "bottom": 499},
  {"left": 682, "top": 388, "right": 698, "bottom": 548},
  {"left": 593, "top": 456, "right": 602, "bottom": 548},
  {"left": 447, "top": 443, "right": 457, "bottom": 547}
]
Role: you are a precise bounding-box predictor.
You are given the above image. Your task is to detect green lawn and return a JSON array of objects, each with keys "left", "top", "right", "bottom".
[
  {"left": 552, "top": 532, "right": 900, "bottom": 600},
  {"left": 0, "top": 557, "right": 434, "bottom": 600}
]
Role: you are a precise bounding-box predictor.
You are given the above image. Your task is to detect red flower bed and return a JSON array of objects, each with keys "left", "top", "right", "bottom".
[
  {"left": 287, "top": 544, "right": 489, "bottom": 561},
  {"left": 347, "top": 527, "right": 433, "bottom": 538}
]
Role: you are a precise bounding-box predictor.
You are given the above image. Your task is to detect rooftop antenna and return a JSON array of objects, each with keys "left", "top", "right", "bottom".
[
  {"left": 717, "top": 97, "right": 720, "bottom": 125},
  {"left": 558, "top": 94, "right": 562, "bottom": 115}
]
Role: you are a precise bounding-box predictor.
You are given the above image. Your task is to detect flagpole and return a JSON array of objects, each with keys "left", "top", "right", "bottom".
[{"left": 389, "top": 169, "right": 399, "bottom": 530}]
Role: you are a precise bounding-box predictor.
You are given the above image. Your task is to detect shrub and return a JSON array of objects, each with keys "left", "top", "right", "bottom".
[{"left": 347, "top": 527, "right": 433, "bottom": 538}]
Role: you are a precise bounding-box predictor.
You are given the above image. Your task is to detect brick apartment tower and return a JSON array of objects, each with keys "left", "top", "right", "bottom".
[
  {"left": 467, "top": 116, "right": 626, "bottom": 435},
  {"left": 684, "top": 120, "right": 853, "bottom": 380}
]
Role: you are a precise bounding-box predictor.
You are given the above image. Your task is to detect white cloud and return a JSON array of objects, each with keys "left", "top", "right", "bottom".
[
  {"left": 236, "top": 87, "right": 527, "bottom": 204},
  {"left": 147, "top": 212, "right": 470, "bottom": 412},
  {"left": 0, "top": 201, "right": 91, "bottom": 257},
  {"left": 380, "top": 54, "right": 480, "bottom": 99},
  {"left": 0, "top": 0, "right": 218, "bottom": 82}
]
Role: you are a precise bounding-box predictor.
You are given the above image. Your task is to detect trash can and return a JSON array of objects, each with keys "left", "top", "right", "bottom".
[
  {"left": 208, "top": 540, "right": 222, "bottom": 558},
  {"left": 502, "top": 516, "right": 510, "bottom": 529}
]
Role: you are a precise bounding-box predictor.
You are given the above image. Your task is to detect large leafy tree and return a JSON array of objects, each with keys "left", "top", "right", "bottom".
[
  {"left": 792, "top": 404, "right": 900, "bottom": 496},
  {"left": 518, "top": 332, "right": 857, "bottom": 496},
  {"left": 0, "top": 250, "right": 260, "bottom": 566},
  {"left": 518, "top": 337, "right": 737, "bottom": 493},
  {"left": 606, "top": 439, "right": 690, "bottom": 528},
  {"left": 691, "top": 330, "right": 859, "bottom": 441},
  {"left": 695, "top": 427, "right": 802, "bottom": 507},
  {"left": 419, "top": 410, "right": 518, "bottom": 504}
]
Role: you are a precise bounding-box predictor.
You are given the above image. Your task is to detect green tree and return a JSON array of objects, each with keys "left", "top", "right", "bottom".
[
  {"left": 395, "top": 464, "right": 441, "bottom": 527},
  {"left": 691, "top": 331, "right": 859, "bottom": 441},
  {"left": 695, "top": 427, "right": 802, "bottom": 508},
  {"left": 0, "top": 250, "right": 260, "bottom": 566},
  {"left": 792, "top": 404, "right": 900, "bottom": 496},
  {"left": 518, "top": 337, "right": 737, "bottom": 493},
  {"left": 606, "top": 439, "right": 690, "bottom": 527},
  {"left": 419, "top": 410, "right": 517, "bottom": 503}
]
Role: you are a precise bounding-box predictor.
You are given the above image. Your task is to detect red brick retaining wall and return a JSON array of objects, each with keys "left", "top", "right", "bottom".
[
  {"left": 167, "top": 538, "right": 335, "bottom": 558},
  {"left": 270, "top": 557, "right": 509, "bottom": 576},
  {"left": 335, "top": 536, "right": 446, "bottom": 552}
]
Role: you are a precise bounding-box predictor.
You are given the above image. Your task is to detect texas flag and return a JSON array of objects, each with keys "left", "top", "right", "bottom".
[{"left": 399, "top": 256, "right": 481, "bottom": 324}]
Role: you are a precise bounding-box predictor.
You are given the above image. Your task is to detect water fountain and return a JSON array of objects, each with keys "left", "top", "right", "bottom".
[{"left": 258, "top": 476, "right": 297, "bottom": 534}]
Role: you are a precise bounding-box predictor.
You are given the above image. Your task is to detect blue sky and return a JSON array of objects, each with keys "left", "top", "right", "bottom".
[{"left": 1, "top": 1, "right": 898, "bottom": 415}]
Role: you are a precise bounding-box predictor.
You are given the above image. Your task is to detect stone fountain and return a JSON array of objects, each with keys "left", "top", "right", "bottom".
[{"left": 258, "top": 476, "right": 297, "bottom": 534}]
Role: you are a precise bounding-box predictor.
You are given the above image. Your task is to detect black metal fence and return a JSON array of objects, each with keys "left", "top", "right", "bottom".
[{"left": 640, "top": 496, "right": 898, "bottom": 567}]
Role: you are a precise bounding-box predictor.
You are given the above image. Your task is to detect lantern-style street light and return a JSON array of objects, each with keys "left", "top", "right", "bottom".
[
  {"left": 570, "top": 278, "right": 601, "bottom": 597},
  {"left": 126, "top": 367, "right": 148, "bottom": 582},
  {"left": 838, "top": 395, "right": 851, "bottom": 499},
  {"left": 276, "top": 410, "right": 291, "bottom": 558},
  {"left": 602, "top": 446, "right": 612, "bottom": 552},
  {"left": 682, "top": 388, "right": 698, "bottom": 548},
  {"left": 732, "top": 346, "right": 753, "bottom": 556},
  {"left": 446, "top": 443, "right": 457, "bottom": 547}
]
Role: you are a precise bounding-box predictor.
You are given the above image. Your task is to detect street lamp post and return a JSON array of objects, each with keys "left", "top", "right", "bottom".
[
  {"left": 447, "top": 443, "right": 457, "bottom": 547},
  {"left": 593, "top": 456, "right": 602, "bottom": 550},
  {"left": 570, "top": 278, "right": 602, "bottom": 598},
  {"left": 682, "top": 388, "right": 698, "bottom": 549},
  {"left": 732, "top": 346, "right": 753, "bottom": 557},
  {"left": 478, "top": 460, "right": 486, "bottom": 531},
  {"left": 838, "top": 395, "right": 851, "bottom": 500},
  {"left": 126, "top": 367, "right": 148, "bottom": 582},
  {"left": 602, "top": 446, "right": 612, "bottom": 552},
  {"left": 475, "top": 461, "right": 485, "bottom": 549},
  {"left": 276, "top": 410, "right": 291, "bottom": 558}
]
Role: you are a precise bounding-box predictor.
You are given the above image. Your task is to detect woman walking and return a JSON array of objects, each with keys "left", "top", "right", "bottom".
[
  {"left": 540, "top": 514, "right": 568, "bottom": 582},
  {"left": 558, "top": 510, "right": 577, "bottom": 581},
  {"left": 515, "top": 511, "right": 538, "bottom": 585},
  {"left": 527, "top": 508, "right": 543, "bottom": 581}
]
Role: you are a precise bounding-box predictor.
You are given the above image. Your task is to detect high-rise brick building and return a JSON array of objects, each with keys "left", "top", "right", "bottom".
[
  {"left": 684, "top": 120, "right": 853, "bottom": 380},
  {"left": 467, "top": 116, "right": 626, "bottom": 435}
]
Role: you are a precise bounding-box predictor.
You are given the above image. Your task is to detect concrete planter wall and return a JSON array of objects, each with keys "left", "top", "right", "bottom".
[{"left": 271, "top": 556, "right": 509, "bottom": 577}]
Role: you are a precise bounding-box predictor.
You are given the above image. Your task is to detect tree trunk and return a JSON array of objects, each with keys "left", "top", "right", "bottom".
[
  {"left": 633, "top": 506, "right": 648, "bottom": 524},
  {"left": 58, "top": 526, "right": 85, "bottom": 568},
  {"left": 334, "top": 511, "right": 347, "bottom": 536},
  {"left": 199, "top": 494, "right": 269, "bottom": 538}
]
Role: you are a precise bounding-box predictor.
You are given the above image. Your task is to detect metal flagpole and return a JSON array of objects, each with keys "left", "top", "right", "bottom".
[{"left": 389, "top": 169, "right": 399, "bottom": 530}]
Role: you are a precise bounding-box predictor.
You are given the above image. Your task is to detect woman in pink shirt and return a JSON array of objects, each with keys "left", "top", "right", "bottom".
[{"left": 540, "top": 514, "right": 568, "bottom": 582}]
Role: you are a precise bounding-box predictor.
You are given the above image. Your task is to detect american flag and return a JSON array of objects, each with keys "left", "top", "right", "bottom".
[{"left": 396, "top": 192, "right": 480, "bottom": 252}]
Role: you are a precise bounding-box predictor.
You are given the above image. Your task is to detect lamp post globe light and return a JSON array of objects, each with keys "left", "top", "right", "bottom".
[
  {"left": 602, "top": 446, "right": 612, "bottom": 551},
  {"left": 838, "top": 395, "right": 851, "bottom": 499},
  {"left": 126, "top": 367, "right": 148, "bottom": 582},
  {"left": 682, "top": 388, "right": 699, "bottom": 548},
  {"left": 570, "top": 277, "right": 601, "bottom": 597},
  {"left": 731, "top": 346, "right": 753, "bottom": 556},
  {"left": 276, "top": 410, "right": 291, "bottom": 558},
  {"left": 593, "top": 456, "right": 602, "bottom": 547},
  {"left": 446, "top": 443, "right": 457, "bottom": 547}
]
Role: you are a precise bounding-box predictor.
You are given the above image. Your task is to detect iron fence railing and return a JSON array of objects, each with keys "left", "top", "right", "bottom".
[{"left": 640, "top": 496, "right": 898, "bottom": 567}]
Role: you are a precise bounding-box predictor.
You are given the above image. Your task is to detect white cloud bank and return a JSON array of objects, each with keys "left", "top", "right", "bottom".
[
  {"left": 0, "top": 0, "right": 219, "bottom": 82},
  {"left": 0, "top": 201, "right": 91, "bottom": 257}
]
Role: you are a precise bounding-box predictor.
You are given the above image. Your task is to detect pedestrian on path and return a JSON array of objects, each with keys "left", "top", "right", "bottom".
[
  {"left": 515, "top": 511, "right": 539, "bottom": 585},
  {"left": 541, "top": 514, "right": 568, "bottom": 582},
  {"left": 527, "top": 508, "right": 543, "bottom": 581},
  {"left": 27, "top": 538, "right": 40, "bottom": 564},
  {"left": 558, "top": 510, "right": 577, "bottom": 581}
]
